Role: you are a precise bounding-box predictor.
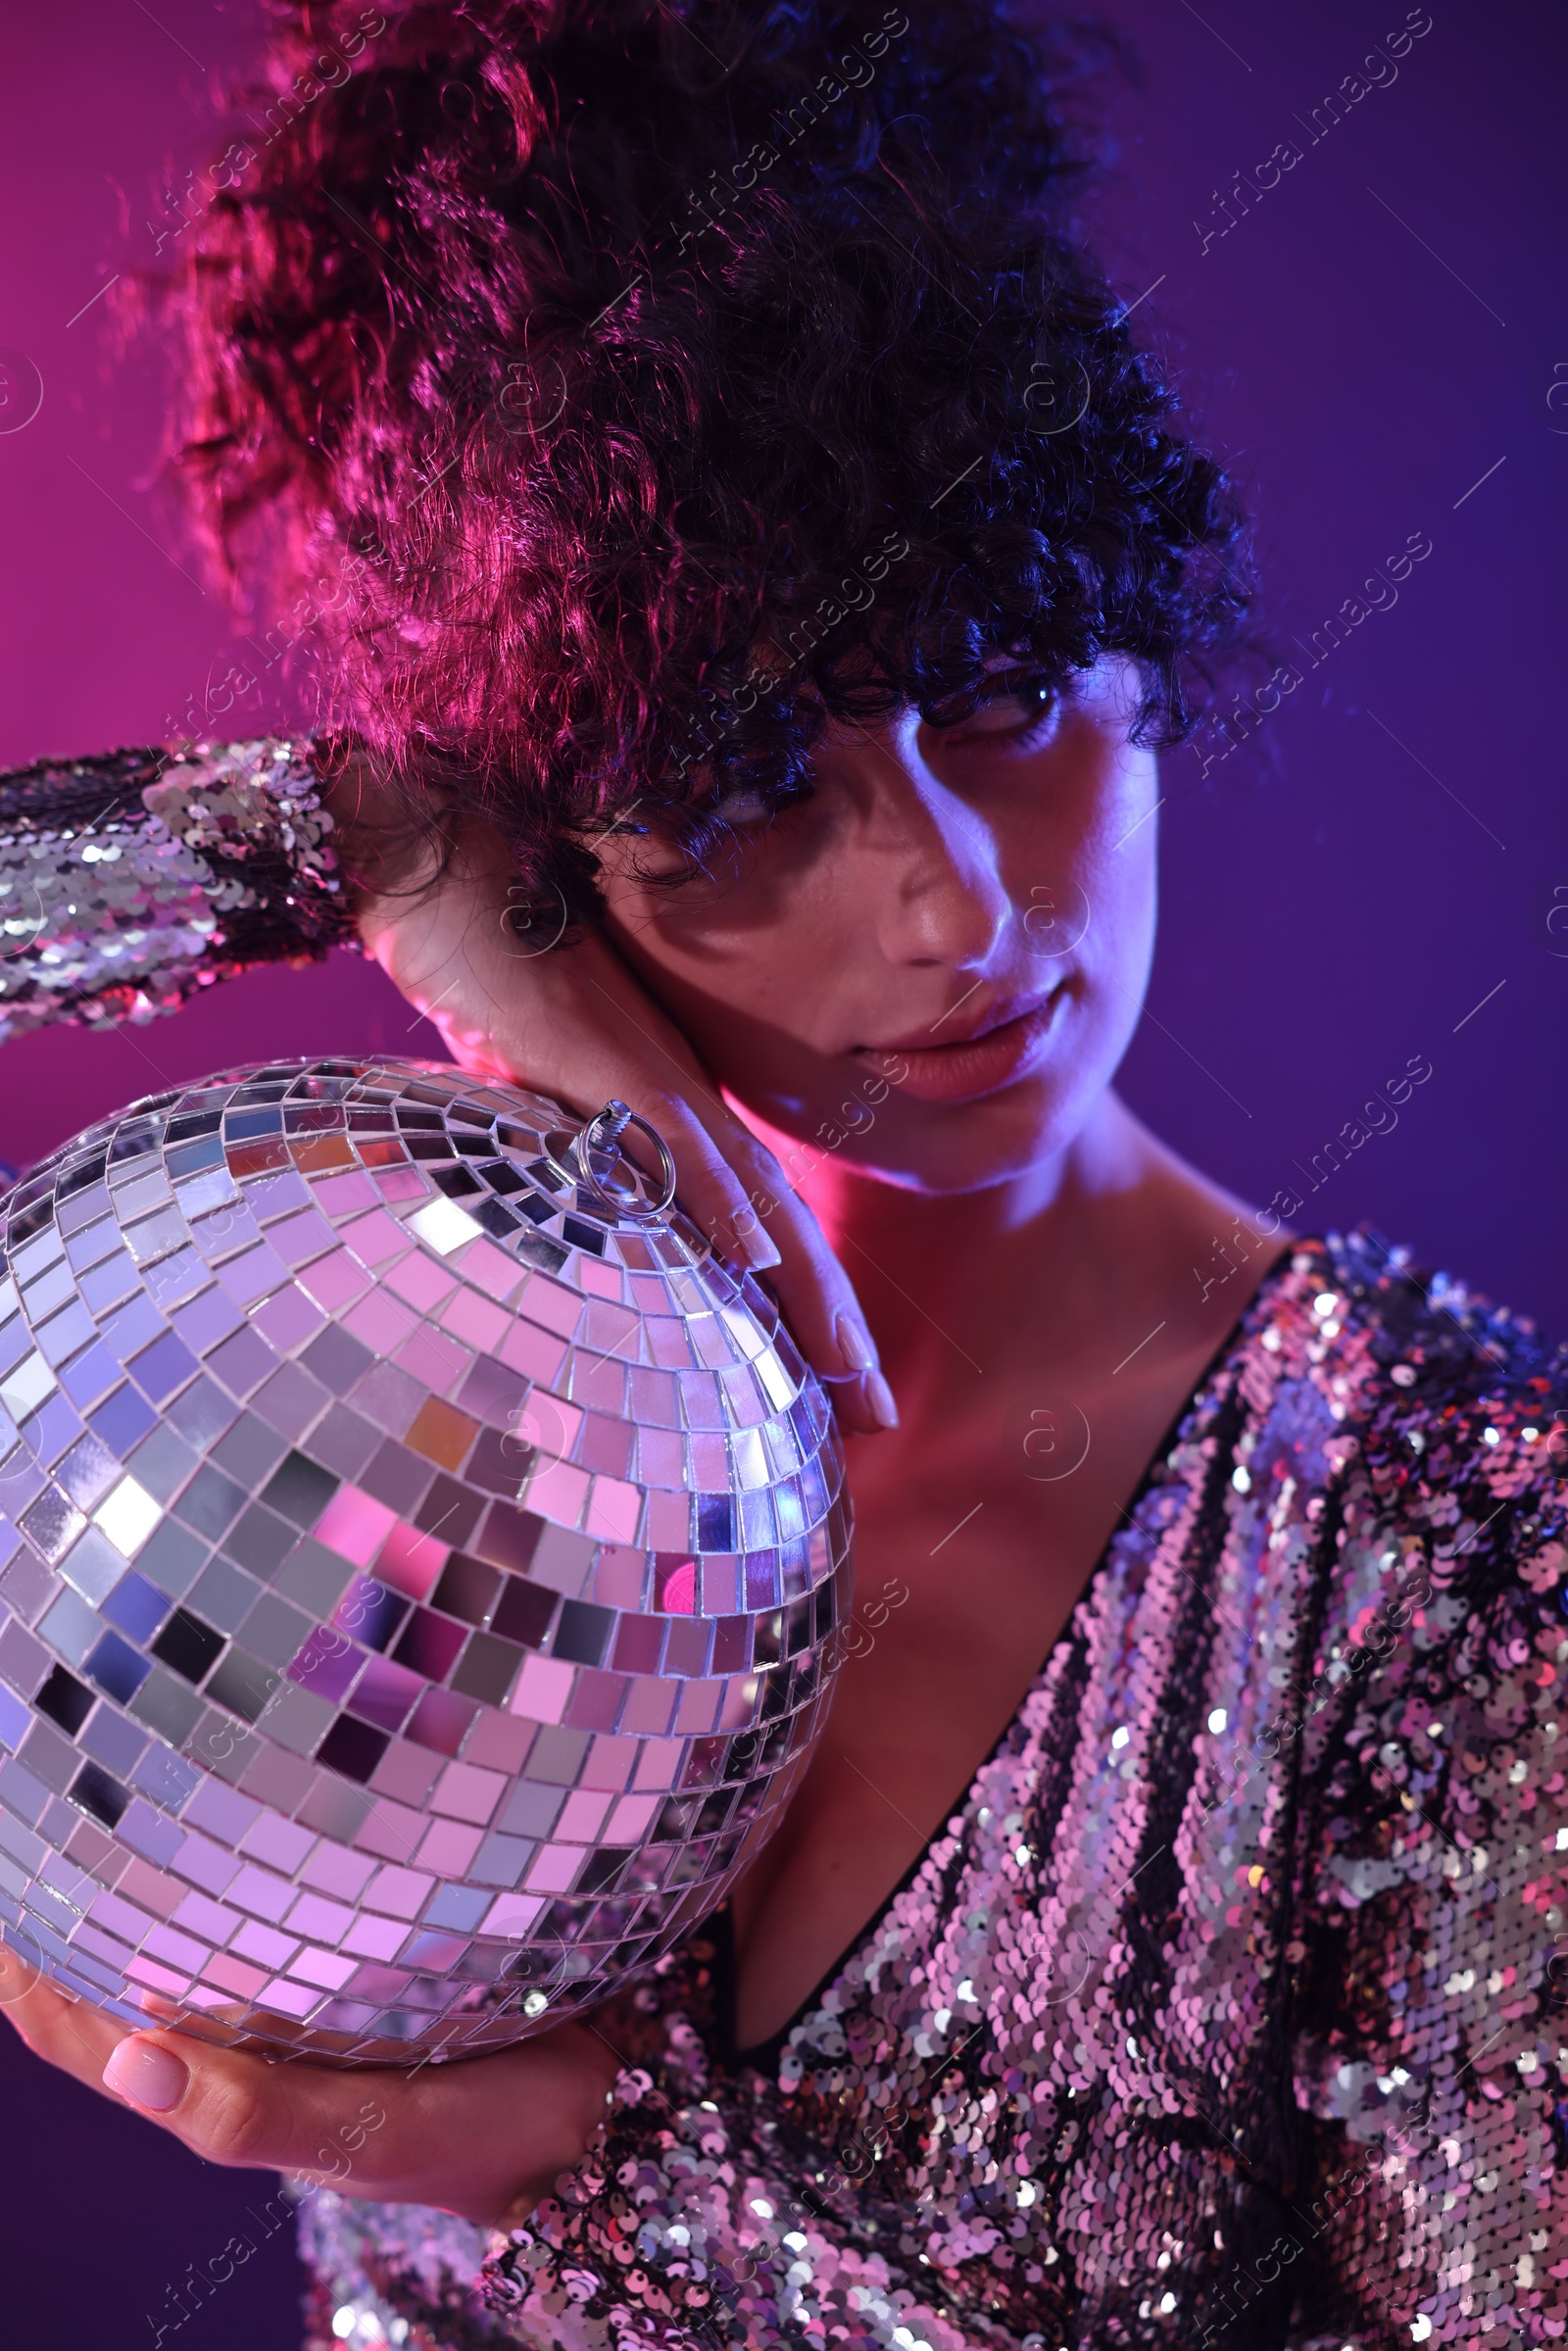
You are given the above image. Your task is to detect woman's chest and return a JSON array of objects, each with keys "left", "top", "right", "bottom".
[
  {"left": 726, "top": 1369, "right": 1206, "bottom": 2048},
  {"left": 712, "top": 1408, "right": 1323, "bottom": 2304}
]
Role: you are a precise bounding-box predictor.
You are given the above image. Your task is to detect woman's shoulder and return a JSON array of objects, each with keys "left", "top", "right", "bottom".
[
  {"left": 1250, "top": 1221, "right": 1568, "bottom": 1659},
  {"left": 1301, "top": 1221, "right": 1564, "bottom": 1466},
  {"left": 1246, "top": 1221, "right": 1565, "bottom": 1452}
]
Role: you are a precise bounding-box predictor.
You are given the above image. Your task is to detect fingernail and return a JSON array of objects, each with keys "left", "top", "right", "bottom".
[
  {"left": 734, "top": 1221, "right": 782, "bottom": 1272},
  {"left": 835, "top": 1312, "right": 876, "bottom": 1373},
  {"left": 103, "top": 2035, "right": 187, "bottom": 2113},
  {"left": 866, "top": 1370, "right": 900, "bottom": 1430}
]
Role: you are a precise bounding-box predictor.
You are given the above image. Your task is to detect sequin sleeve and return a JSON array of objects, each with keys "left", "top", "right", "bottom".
[
  {"left": 1276, "top": 1272, "right": 1568, "bottom": 2348},
  {"left": 0, "top": 737, "right": 356, "bottom": 1042}
]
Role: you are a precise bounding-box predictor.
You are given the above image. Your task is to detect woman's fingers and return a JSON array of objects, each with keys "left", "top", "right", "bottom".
[
  {"left": 612, "top": 1093, "right": 892, "bottom": 1433},
  {"left": 515, "top": 1045, "right": 894, "bottom": 1436},
  {"left": 5, "top": 1958, "right": 618, "bottom": 2226},
  {"left": 691, "top": 1114, "right": 899, "bottom": 1434},
  {"left": 368, "top": 868, "right": 892, "bottom": 1429}
]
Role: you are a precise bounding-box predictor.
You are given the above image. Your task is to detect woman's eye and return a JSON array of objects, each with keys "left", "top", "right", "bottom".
[
  {"left": 628, "top": 783, "right": 788, "bottom": 882},
  {"left": 927, "top": 676, "right": 1062, "bottom": 756},
  {"left": 708, "top": 786, "right": 773, "bottom": 831},
  {"left": 957, "top": 678, "right": 1061, "bottom": 747}
]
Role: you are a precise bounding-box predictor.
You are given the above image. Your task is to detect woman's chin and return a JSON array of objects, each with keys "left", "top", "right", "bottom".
[{"left": 808, "top": 1076, "right": 1096, "bottom": 1199}]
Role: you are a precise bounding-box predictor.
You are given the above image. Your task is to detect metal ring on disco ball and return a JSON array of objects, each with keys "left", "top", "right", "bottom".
[
  {"left": 547, "top": 1101, "right": 678, "bottom": 1223},
  {"left": 0, "top": 1058, "right": 851, "bottom": 2066}
]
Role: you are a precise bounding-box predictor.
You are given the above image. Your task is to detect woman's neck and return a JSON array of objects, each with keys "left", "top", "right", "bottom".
[{"left": 776, "top": 1089, "right": 1281, "bottom": 1406}]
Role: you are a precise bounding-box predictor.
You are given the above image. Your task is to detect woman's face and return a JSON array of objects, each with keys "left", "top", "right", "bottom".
[{"left": 597, "top": 655, "right": 1158, "bottom": 1198}]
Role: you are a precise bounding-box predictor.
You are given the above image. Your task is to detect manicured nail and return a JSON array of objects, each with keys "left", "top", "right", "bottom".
[
  {"left": 103, "top": 2035, "right": 187, "bottom": 2113},
  {"left": 734, "top": 1220, "right": 782, "bottom": 1272},
  {"left": 866, "top": 1370, "right": 900, "bottom": 1430},
  {"left": 835, "top": 1312, "right": 876, "bottom": 1374}
]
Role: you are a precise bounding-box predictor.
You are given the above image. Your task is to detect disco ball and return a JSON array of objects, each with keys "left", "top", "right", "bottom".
[{"left": 0, "top": 1059, "right": 851, "bottom": 2063}]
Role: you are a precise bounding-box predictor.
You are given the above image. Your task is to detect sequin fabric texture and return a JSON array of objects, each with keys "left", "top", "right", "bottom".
[
  {"left": 301, "top": 1233, "right": 1568, "bottom": 2350},
  {"left": 0, "top": 1057, "right": 849, "bottom": 2060},
  {"left": 0, "top": 738, "right": 352, "bottom": 1039}
]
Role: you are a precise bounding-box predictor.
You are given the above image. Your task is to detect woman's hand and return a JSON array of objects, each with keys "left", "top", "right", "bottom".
[
  {"left": 2, "top": 1949, "right": 621, "bottom": 2228},
  {"left": 332, "top": 780, "right": 895, "bottom": 1436}
]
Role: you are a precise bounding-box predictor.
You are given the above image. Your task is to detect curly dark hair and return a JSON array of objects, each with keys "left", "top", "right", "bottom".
[{"left": 163, "top": 0, "right": 1250, "bottom": 917}]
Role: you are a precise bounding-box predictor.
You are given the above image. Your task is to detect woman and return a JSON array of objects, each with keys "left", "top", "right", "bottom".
[{"left": 1, "top": 1, "right": 1563, "bottom": 2345}]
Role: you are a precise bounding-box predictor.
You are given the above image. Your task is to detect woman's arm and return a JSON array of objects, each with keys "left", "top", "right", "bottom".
[
  {"left": 0, "top": 734, "right": 886, "bottom": 1421},
  {"left": 0, "top": 738, "right": 353, "bottom": 1041}
]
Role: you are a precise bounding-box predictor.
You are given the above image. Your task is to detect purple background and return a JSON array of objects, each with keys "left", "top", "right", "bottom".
[{"left": 1, "top": 1, "right": 1563, "bottom": 2340}]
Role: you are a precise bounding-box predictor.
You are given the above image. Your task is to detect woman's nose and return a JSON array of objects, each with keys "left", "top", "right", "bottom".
[{"left": 858, "top": 761, "right": 1011, "bottom": 974}]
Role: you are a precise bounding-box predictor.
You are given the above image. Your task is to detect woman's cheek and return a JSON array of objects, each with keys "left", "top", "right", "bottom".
[{"left": 1074, "top": 808, "right": 1158, "bottom": 982}]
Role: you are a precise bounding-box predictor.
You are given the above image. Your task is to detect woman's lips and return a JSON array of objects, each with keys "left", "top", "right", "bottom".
[{"left": 851, "top": 985, "right": 1068, "bottom": 1103}]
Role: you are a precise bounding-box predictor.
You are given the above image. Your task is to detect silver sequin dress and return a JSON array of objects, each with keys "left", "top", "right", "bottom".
[{"left": 4, "top": 744, "right": 1567, "bottom": 2349}]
